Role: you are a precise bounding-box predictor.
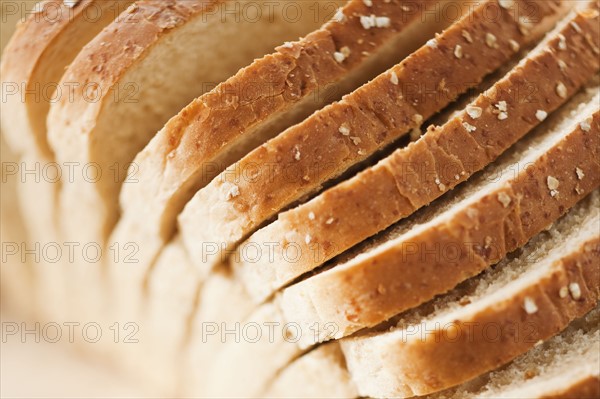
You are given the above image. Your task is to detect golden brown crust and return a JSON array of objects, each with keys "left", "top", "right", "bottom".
[
  {"left": 123, "top": 0, "right": 451, "bottom": 243},
  {"left": 342, "top": 233, "right": 600, "bottom": 397},
  {"left": 235, "top": 8, "right": 600, "bottom": 302},
  {"left": 0, "top": 0, "right": 132, "bottom": 156},
  {"left": 180, "top": 0, "right": 570, "bottom": 271},
  {"left": 281, "top": 105, "right": 600, "bottom": 347}
]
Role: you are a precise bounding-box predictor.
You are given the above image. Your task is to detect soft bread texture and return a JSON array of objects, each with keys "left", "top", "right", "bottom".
[
  {"left": 234, "top": 4, "right": 600, "bottom": 303},
  {"left": 432, "top": 306, "right": 600, "bottom": 399},
  {"left": 1, "top": 0, "right": 133, "bottom": 157},
  {"left": 262, "top": 344, "right": 358, "bottom": 399},
  {"left": 47, "top": 0, "right": 333, "bottom": 246},
  {"left": 178, "top": 0, "right": 571, "bottom": 275},
  {"left": 341, "top": 190, "right": 600, "bottom": 397},
  {"left": 1, "top": 0, "right": 134, "bottom": 321},
  {"left": 280, "top": 87, "right": 600, "bottom": 347},
  {"left": 110, "top": 0, "right": 455, "bottom": 330},
  {"left": 46, "top": 0, "right": 334, "bottom": 320}
]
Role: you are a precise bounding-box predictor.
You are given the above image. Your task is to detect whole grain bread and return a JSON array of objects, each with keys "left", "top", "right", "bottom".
[
  {"left": 0, "top": 0, "right": 133, "bottom": 157},
  {"left": 178, "top": 0, "right": 571, "bottom": 275},
  {"left": 0, "top": 0, "right": 135, "bottom": 321},
  {"left": 44, "top": 0, "right": 335, "bottom": 321},
  {"left": 109, "top": 0, "right": 459, "bottom": 330},
  {"left": 235, "top": 5, "right": 600, "bottom": 302},
  {"left": 341, "top": 190, "right": 599, "bottom": 397},
  {"left": 47, "top": 0, "right": 333, "bottom": 247},
  {"left": 430, "top": 306, "right": 600, "bottom": 399},
  {"left": 280, "top": 89, "right": 600, "bottom": 347}
]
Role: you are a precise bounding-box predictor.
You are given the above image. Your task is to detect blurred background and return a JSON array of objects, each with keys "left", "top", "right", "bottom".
[{"left": 1, "top": 2, "right": 145, "bottom": 396}]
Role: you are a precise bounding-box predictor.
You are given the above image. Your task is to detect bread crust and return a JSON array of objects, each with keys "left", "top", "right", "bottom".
[
  {"left": 342, "top": 221, "right": 600, "bottom": 397},
  {"left": 0, "top": 0, "right": 131, "bottom": 156},
  {"left": 235, "top": 7, "right": 600, "bottom": 302},
  {"left": 179, "top": 0, "right": 571, "bottom": 273},
  {"left": 281, "top": 100, "right": 600, "bottom": 347}
]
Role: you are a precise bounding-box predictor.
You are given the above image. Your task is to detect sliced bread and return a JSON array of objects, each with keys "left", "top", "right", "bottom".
[
  {"left": 111, "top": 0, "right": 465, "bottom": 325},
  {"left": 44, "top": 0, "right": 336, "bottom": 321},
  {"left": 1, "top": 0, "right": 133, "bottom": 157},
  {"left": 178, "top": 0, "right": 571, "bottom": 273},
  {"left": 47, "top": 0, "right": 337, "bottom": 246},
  {"left": 431, "top": 306, "right": 600, "bottom": 399},
  {"left": 235, "top": 7, "right": 600, "bottom": 302},
  {"left": 0, "top": 0, "right": 134, "bottom": 321},
  {"left": 280, "top": 88, "right": 600, "bottom": 347},
  {"left": 341, "top": 190, "right": 599, "bottom": 396},
  {"left": 263, "top": 306, "right": 600, "bottom": 399}
]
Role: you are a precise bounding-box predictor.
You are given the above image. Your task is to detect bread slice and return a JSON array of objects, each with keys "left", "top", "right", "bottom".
[
  {"left": 1, "top": 0, "right": 134, "bottom": 157},
  {"left": 178, "top": 0, "right": 572, "bottom": 273},
  {"left": 263, "top": 306, "right": 600, "bottom": 399},
  {"left": 280, "top": 87, "right": 600, "bottom": 347},
  {"left": 111, "top": 0, "right": 467, "bottom": 325},
  {"left": 47, "top": 0, "right": 338, "bottom": 246},
  {"left": 235, "top": 7, "right": 600, "bottom": 302},
  {"left": 0, "top": 0, "right": 135, "bottom": 321},
  {"left": 262, "top": 344, "right": 358, "bottom": 399},
  {"left": 431, "top": 306, "right": 600, "bottom": 399},
  {"left": 44, "top": 0, "right": 337, "bottom": 321},
  {"left": 340, "top": 191, "right": 599, "bottom": 397}
]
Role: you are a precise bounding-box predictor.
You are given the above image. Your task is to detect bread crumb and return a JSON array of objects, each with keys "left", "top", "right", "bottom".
[
  {"left": 569, "top": 283, "right": 582, "bottom": 300},
  {"left": 559, "top": 286, "right": 569, "bottom": 298},
  {"left": 580, "top": 117, "right": 592, "bottom": 132},
  {"left": 350, "top": 136, "right": 362, "bottom": 146},
  {"left": 333, "top": 51, "right": 346, "bottom": 63},
  {"left": 556, "top": 82, "right": 567, "bottom": 98},
  {"left": 225, "top": 183, "right": 240, "bottom": 200},
  {"left": 305, "top": 234, "right": 312, "bottom": 245},
  {"left": 497, "top": 192, "right": 512, "bottom": 208},
  {"left": 494, "top": 101, "right": 508, "bottom": 120},
  {"left": 390, "top": 71, "right": 399, "bottom": 85},
  {"left": 333, "top": 8, "right": 346, "bottom": 22},
  {"left": 293, "top": 146, "right": 301, "bottom": 161},
  {"left": 466, "top": 105, "right": 482, "bottom": 119},
  {"left": 339, "top": 124, "right": 350, "bottom": 136},
  {"left": 576, "top": 167, "right": 585, "bottom": 180},
  {"left": 495, "top": 101, "right": 508, "bottom": 112},
  {"left": 438, "top": 182, "right": 446, "bottom": 192},
  {"left": 558, "top": 33, "right": 567, "bottom": 50},
  {"left": 454, "top": 44, "right": 463, "bottom": 59},
  {"left": 547, "top": 176, "right": 559, "bottom": 190},
  {"left": 485, "top": 33, "right": 498, "bottom": 48},
  {"left": 535, "top": 110, "right": 548, "bottom": 122},
  {"left": 308, "top": 212, "right": 315, "bottom": 220},
  {"left": 462, "top": 121, "right": 477, "bottom": 133},
  {"left": 558, "top": 59, "right": 568, "bottom": 72},
  {"left": 462, "top": 30, "right": 473, "bottom": 43},
  {"left": 524, "top": 297, "right": 538, "bottom": 314},
  {"left": 412, "top": 114, "right": 423, "bottom": 124},
  {"left": 426, "top": 38, "right": 438, "bottom": 49},
  {"left": 281, "top": 41, "right": 294, "bottom": 49},
  {"left": 363, "top": 0, "right": 372, "bottom": 6},
  {"left": 377, "top": 284, "right": 386, "bottom": 295},
  {"left": 509, "top": 39, "right": 520, "bottom": 52},
  {"left": 360, "top": 15, "right": 391, "bottom": 29},
  {"left": 518, "top": 16, "right": 533, "bottom": 36}
]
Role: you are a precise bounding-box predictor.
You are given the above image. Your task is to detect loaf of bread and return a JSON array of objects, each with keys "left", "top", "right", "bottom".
[{"left": 0, "top": 0, "right": 598, "bottom": 397}]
